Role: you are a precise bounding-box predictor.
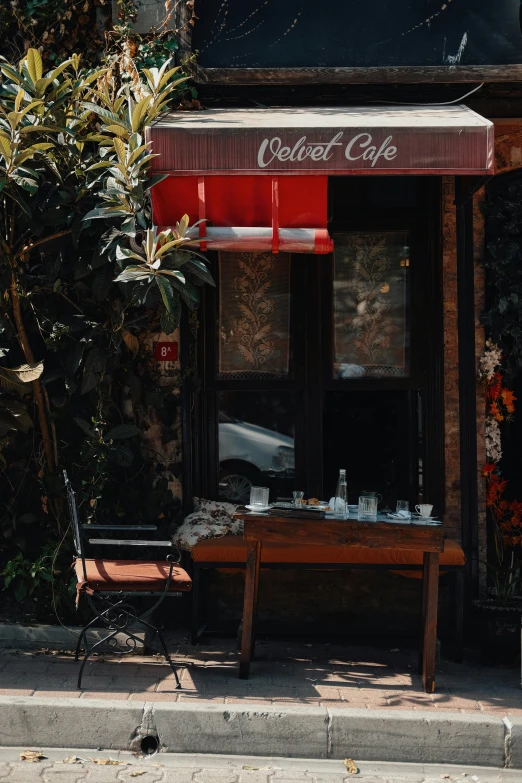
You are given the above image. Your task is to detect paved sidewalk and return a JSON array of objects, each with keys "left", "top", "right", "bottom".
[
  {"left": 0, "top": 749, "right": 519, "bottom": 783},
  {"left": 0, "top": 635, "right": 519, "bottom": 714}
]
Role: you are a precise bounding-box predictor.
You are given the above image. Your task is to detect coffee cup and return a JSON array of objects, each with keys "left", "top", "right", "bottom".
[{"left": 415, "top": 503, "right": 433, "bottom": 518}]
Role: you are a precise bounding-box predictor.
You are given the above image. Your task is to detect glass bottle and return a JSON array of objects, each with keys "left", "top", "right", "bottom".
[{"left": 334, "top": 469, "right": 347, "bottom": 520}]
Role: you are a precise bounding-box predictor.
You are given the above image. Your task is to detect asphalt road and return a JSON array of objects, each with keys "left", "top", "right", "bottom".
[{"left": 0, "top": 750, "right": 518, "bottom": 783}]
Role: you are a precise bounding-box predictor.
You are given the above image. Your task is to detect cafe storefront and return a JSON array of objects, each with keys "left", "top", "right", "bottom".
[
  {"left": 142, "top": 105, "right": 499, "bottom": 654},
  {"left": 147, "top": 103, "right": 492, "bottom": 523}
]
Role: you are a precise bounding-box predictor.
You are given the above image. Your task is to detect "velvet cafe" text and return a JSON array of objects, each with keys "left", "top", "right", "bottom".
[{"left": 257, "top": 131, "right": 398, "bottom": 169}]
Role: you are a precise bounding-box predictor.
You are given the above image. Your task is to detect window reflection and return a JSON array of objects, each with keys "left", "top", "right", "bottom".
[
  {"left": 218, "top": 392, "right": 295, "bottom": 504},
  {"left": 333, "top": 232, "right": 410, "bottom": 378}
]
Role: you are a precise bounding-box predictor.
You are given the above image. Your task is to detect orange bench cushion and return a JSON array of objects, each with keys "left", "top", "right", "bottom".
[
  {"left": 74, "top": 558, "right": 192, "bottom": 593},
  {"left": 192, "top": 536, "right": 465, "bottom": 574}
]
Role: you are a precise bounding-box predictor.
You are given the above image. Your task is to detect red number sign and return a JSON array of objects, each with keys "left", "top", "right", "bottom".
[{"left": 154, "top": 342, "right": 178, "bottom": 362}]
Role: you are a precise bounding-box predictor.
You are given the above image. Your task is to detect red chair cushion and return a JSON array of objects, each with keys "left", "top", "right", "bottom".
[{"left": 74, "top": 558, "right": 192, "bottom": 592}]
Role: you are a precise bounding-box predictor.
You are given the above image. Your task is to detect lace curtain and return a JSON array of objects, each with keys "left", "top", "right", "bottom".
[{"left": 219, "top": 252, "right": 291, "bottom": 380}]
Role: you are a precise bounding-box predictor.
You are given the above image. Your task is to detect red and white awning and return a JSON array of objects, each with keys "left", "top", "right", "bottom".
[
  {"left": 152, "top": 174, "right": 333, "bottom": 254},
  {"left": 146, "top": 105, "right": 494, "bottom": 254}
]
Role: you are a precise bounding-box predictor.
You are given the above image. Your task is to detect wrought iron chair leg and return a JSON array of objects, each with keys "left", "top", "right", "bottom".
[
  {"left": 74, "top": 628, "right": 85, "bottom": 662},
  {"left": 77, "top": 628, "right": 119, "bottom": 689},
  {"left": 137, "top": 616, "right": 181, "bottom": 688},
  {"left": 75, "top": 614, "right": 101, "bottom": 661}
]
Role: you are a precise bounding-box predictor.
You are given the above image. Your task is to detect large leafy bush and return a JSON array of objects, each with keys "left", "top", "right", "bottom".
[{"left": 0, "top": 48, "right": 212, "bottom": 604}]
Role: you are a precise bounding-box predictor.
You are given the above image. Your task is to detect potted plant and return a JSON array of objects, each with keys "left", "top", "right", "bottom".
[{"left": 475, "top": 554, "right": 522, "bottom": 665}]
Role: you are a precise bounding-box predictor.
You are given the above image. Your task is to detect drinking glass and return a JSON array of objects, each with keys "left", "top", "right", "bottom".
[
  {"left": 250, "top": 486, "right": 269, "bottom": 507},
  {"left": 396, "top": 500, "right": 410, "bottom": 519},
  {"left": 358, "top": 495, "right": 378, "bottom": 522},
  {"left": 362, "top": 490, "right": 382, "bottom": 505},
  {"left": 293, "top": 490, "right": 305, "bottom": 507}
]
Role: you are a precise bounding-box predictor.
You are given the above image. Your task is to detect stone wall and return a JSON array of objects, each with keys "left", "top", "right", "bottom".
[{"left": 142, "top": 328, "right": 183, "bottom": 503}]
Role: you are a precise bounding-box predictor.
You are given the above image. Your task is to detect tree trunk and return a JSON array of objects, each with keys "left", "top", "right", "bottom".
[{"left": 10, "top": 273, "right": 56, "bottom": 474}]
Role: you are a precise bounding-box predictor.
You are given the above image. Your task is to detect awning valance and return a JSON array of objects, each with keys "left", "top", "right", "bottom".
[
  {"left": 146, "top": 105, "right": 494, "bottom": 176},
  {"left": 151, "top": 174, "right": 333, "bottom": 254}
]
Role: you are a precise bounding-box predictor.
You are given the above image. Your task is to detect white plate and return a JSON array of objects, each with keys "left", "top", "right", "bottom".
[
  {"left": 387, "top": 514, "right": 411, "bottom": 522},
  {"left": 246, "top": 504, "right": 271, "bottom": 512}
]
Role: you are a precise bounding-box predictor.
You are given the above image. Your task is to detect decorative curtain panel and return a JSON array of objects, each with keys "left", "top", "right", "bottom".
[
  {"left": 219, "top": 252, "right": 291, "bottom": 379},
  {"left": 333, "top": 232, "right": 410, "bottom": 379}
]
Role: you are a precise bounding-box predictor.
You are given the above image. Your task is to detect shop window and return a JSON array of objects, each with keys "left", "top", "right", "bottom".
[
  {"left": 199, "top": 178, "right": 443, "bottom": 512},
  {"left": 218, "top": 391, "right": 296, "bottom": 504},
  {"left": 218, "top": 251, "right": 291, "bottom": 380},
  {"left": 333, "top": 232, "right": 410, "bottom": 379}
]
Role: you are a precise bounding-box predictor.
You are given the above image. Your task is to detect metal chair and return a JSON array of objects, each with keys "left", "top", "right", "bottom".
[{"left": 64, "top": 470, "right": 192, "bottom": 690}]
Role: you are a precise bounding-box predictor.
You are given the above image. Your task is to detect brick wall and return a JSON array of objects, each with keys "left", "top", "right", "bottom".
[
  {"left": 441, "top": 177, "right": 460, "bottom": 536},
  {"left": 441, "top": 176, "right": 487, "bottom": 588}
]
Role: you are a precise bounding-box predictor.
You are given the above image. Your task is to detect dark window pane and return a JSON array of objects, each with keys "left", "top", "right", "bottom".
[
  {"left": 219, "top": 252, "right": 291, "bottom": 380},
  {"left": 218, "top": 391, "right": 295, "bottom": 504},
  {"left": 323, "top": 390, "right": 422, "bottom": 509},
  {"left": 333, "top": 232, "right": 410, "bottom": 378}
]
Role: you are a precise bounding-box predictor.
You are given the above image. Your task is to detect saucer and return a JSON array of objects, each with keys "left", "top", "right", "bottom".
[
  {"left": 387, "top": 513, "right": 411, "bottom": 522},
  {"left": 411, "top": 518, "right": 441, "bottom": 526},
  {"left": 246, "top": 504, "right": 271, "bottom": 512}
]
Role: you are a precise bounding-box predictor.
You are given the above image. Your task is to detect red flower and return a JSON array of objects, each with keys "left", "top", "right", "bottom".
[
  {"left": 501, "top": 388, "right": 517, "bottom": 413},
  {"left": 489, "top": 401, "right": 504, "bottom": 422},
  {"left": 483, "top": 463, "right": 496, "bottom": 477}
]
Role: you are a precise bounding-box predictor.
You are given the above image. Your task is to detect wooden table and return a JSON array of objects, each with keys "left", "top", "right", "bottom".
[{"left": 234, "top": 511, "right": 445, "bottom": 693}]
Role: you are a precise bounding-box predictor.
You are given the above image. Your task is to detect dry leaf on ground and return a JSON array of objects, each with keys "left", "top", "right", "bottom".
[
  {"left": 89, "top": 758, "right": 124, "bottom": 765},
  {"left": 344, "top": 758, "right": 359, "bottom": 774},
  {"left": 20, "top": 750, "right": 47, "bottom": 762},
  {"left": 128, "top": 772, "right": 146, "bottom": 777},
  {"left": 242, "top": 766, "right": 260, "bottom": 770},
  {"left": 59, "top": 757, "right": 85, "bottom": 764}
]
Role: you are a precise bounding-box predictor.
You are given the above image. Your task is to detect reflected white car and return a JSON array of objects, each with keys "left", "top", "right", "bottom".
[{"left": 218, "top": 412, "right": 295, "bottom": 504}]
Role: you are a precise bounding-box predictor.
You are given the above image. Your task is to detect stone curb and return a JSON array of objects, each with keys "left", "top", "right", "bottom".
[
  {"left": 0, "top": 697, "right": 520, "bottom": 768},
  {"left": 0, "top": 623, "right": 144, "bottom": 650}
]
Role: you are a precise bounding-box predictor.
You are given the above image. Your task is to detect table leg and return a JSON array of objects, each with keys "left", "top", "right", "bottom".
[
  {"left": 421, "top": 551, "right": 439, "bottom": 693},
  {"left": 239, "top": 540, "right": 261, "bottom": 679},
  {"left": 251, "top": 542, "right": 261, "bottom": 659}
]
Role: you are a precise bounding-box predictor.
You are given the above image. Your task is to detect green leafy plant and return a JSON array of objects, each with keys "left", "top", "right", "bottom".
[
  {"left": 114, "top": 224, "right": 214, "bottom": 334},
  {"left": 482, "top": 176, "right": 522, "bottom": 375},
  {"left": 1, "top": 542, "right": 75, "bottom": 611},
  {"left": 485, "top": 557, "right": 522, "bottom": 607},
  {"left": 0, "top": 45, "right": 211, "bottom": 609}
]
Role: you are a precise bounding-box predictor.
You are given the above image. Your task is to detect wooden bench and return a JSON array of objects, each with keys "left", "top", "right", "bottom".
[{"left": 189, "top": 536, "right": 466, "bottom": 660}]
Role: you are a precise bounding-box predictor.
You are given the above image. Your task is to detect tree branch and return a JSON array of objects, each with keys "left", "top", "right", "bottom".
[
  {"left": 17, "top": 229, "right": 72, "bottom": 259},
  {"left": 10, "top": 272, "right": 56, "bottom": 474}
]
